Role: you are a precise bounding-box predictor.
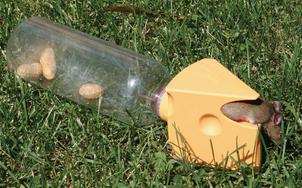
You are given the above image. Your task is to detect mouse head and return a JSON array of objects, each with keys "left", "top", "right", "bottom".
[{"left": 263, "top": 101, "right": 282, "bottom": 143}]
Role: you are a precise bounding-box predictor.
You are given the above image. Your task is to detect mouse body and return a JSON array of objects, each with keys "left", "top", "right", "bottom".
[{"left": 221, "top": 100, "right": 282, "bottom": 143}]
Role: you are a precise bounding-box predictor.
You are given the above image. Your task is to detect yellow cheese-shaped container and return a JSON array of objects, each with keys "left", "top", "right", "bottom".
[{"left": 158, "top": 59, "right": 261, "bottom": 169}]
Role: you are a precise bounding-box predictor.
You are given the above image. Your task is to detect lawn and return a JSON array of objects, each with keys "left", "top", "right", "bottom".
[{"left": 0, "top": 0, "right": 302, "bottom": 187}]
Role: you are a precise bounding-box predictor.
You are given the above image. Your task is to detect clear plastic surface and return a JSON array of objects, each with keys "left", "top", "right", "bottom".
[{"left": 7, "top": 17, "right": 170, "bottom": 124}]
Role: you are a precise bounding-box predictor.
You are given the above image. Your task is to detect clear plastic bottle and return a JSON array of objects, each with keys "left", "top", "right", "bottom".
[{"left": 7, "top": 17, "right": 170, "bottom": 124}]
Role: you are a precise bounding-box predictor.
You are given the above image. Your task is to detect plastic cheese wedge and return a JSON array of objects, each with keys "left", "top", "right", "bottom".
[{"left": 158, "top": 59, "right": 261, "bottom": 169}]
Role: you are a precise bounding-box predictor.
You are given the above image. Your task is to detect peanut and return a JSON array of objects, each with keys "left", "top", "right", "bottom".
[
  {"left": 16, "top": 62, "right": 42, "bottom": 80},
  {"left": 79, "top": 83, "right": 103, "bottom": 99},
  {"left": 40, "top": 47, "right": 56, "bottom": 80}
]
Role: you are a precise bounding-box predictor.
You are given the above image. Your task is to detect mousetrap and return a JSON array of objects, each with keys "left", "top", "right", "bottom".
[{"left": 7, "top": 17, "right": 261, "bottom": 169}]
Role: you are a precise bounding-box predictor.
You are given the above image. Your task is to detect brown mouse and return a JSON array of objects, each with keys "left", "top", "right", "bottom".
[{"left": 221, "top": 99, "right": 282, "bottom": 143}]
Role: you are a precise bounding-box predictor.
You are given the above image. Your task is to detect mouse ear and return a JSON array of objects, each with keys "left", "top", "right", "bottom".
[
  {"left": 272, "top": 101, "right": 282, "bottom": 113},
  {"left": 273, "top": 113, "right": 282, "bottom": 125}
]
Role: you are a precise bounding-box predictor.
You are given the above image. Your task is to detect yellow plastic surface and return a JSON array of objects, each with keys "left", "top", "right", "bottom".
[{"left": 159, "top": 58, "right": 261, "bottom": 169}]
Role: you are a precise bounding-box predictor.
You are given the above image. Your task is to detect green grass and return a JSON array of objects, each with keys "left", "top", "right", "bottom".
[{"left": 1, "top": 0, "right": 302, "bottom": 187}]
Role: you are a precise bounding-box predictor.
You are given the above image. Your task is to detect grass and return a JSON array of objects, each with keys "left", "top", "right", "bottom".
[{"left": 0, "top": 0, "right": 302, "bottom": 187}]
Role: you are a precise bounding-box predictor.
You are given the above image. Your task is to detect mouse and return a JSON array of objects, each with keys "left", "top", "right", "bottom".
[{"left": 221, "top": 99, "right": 282, "bottom": 143}]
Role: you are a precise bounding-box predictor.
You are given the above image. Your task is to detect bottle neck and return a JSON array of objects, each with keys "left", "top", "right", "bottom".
[{"left": 152, "top": 87, "right": 166, "bottom": 119}]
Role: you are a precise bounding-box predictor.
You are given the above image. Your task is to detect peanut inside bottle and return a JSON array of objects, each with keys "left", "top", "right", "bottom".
[{"left": 7, "top": 17, "right": 170, "bottom": 124}]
